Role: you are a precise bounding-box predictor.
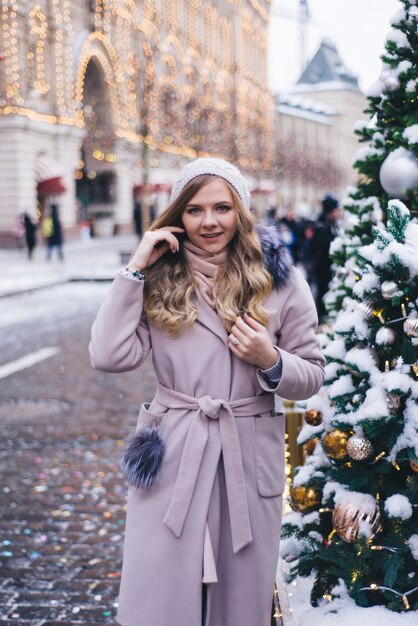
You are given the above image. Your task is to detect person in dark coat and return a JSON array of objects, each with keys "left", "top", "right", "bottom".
[
  {"left": 312, "top": 194, "right": 342, "bottom": 320},
  {"left": 276, "top": 209, "right": 300, "bottom": 263},
  {"left": 46, "top": 203, "right": 64, "bottom": 261},
  {"left": 23, "top": 212, "right": 37, "bottom": 259},
  {"left": 133, "top": 200, "right": 142, "bottom": 239}
]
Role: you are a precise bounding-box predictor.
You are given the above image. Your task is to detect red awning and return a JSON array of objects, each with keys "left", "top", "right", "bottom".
[
  {"left": 35, "top": 153, "right": 66, "bottom": 196},
  {"left": 37, "top": 177, "right": 67, "bottom": 196}
]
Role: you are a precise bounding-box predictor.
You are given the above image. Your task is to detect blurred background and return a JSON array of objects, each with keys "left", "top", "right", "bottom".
[{"left": 0, "top": 0, "right": 400, "bottom": 245}]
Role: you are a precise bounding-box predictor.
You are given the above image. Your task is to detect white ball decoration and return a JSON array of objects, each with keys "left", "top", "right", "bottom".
[
  {"left": 384, "top": 75, "right": 400, "bottom": 91},
  {"left": 379, "top": 148, "right": 418, "bottom": 198},
  {"left": 375, "top": 327, "right": 396, "bottom": 345},
  {"left": 381, "top": 280, "right": 399, "bottom": 299}
]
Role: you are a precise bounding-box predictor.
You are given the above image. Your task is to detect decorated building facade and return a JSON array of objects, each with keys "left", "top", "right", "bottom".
[
  {"left": 0, "top": 0, "right": 274, "bottom": 242},
  {"left": 273, "top": 40, "right": 367, "bottom": 216}
]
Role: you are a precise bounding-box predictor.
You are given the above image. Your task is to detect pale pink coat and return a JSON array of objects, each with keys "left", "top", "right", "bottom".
[{"left": 89, "top": 267, "right": 325, "bottom": 626}]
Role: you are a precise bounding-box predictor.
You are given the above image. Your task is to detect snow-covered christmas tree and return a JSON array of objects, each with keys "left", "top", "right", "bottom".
[
  {"left": 325, "top": 0, "right": 418, "bottom": 317},
  {"left": 281, "top": 0, "right": 418, "bottom": 615},
  {"left": 282, "top": 200, "right": 418, "bottom": 612}
]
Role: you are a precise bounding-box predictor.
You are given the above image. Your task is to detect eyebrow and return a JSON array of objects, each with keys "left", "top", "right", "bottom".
[{"left": 185, "top": 201, "right": 234, "bottom": 208}]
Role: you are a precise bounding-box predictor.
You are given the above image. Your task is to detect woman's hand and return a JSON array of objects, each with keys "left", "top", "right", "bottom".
[
  {"left": 228, "top": 313, "right": 278, "bottom": 370},
  {"left": 128, "top": 227, "right": 185, "bottom": 271}
]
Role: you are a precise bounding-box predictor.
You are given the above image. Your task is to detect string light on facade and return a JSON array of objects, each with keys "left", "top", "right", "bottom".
[{"left": 0, "top": 0, "right": 274, "bottom": 186}]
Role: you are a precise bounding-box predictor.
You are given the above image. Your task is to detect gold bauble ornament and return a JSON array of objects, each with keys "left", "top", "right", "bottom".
[
  {"left": 304, "top": 410, "right": 323, "bottom": 427},
  {"left": 404, "top": 318, "right": 418, "bottom": 337},
  {"left": 322, "top": 429, "right": 350, "bottom": 460},
  {"left": 385, "top": 392, "right": 401, "bottom": 413},
  {"left": 305, "top": 438, "right": 319, "bottom": 455},
  {"left": 410, "top": 460, "right": 418, "bottom": 473},
  {"left": 411, "top": 364, "right": 418, "bottom": 381},
  {"left": 381, "top": 280, "right": 398, "bottom": 299},
  {"left": 290, "top": 485, "right": 321, "bottom": 512},
  {"left": 346, "top": 435, "right": 373, "bottom": 461},
  {"left": 332, "top": 501, "right": 381, "bottom": 543}
]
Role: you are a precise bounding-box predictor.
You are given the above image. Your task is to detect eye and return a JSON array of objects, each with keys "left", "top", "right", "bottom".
[
  {"left": 186, "top": 206, "right": 202, "bottom": 215},
  {"left": 217, "top": 205, "right": 232, "bottom": 213}
]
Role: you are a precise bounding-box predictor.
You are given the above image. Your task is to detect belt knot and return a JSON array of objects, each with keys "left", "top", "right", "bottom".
[{"left": 197, "top": 395, "right": 225, "bottom": 419}]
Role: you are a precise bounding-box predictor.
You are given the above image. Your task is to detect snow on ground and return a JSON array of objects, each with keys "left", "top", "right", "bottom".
[
  {"left": 0, "top": 282, "right": 108, "bottom": 329},
  {"left": 0, "top": 234, "right": 137, "bottom": 298},
  {"left": 284, "top": 574, "right": 418, "bottom": 625}
]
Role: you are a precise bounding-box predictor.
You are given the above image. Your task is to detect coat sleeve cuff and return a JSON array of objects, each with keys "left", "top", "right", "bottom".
[
  {"left": 256, "top": 346, "right": 283, "bottom": 390},
  {"left": 258, "top": 351, "right": 283, "bottom": 388}
]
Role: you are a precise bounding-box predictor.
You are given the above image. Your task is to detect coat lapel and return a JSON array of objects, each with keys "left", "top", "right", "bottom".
[{"left": 196, "top": 292, "right": 229, "bottom": 345}]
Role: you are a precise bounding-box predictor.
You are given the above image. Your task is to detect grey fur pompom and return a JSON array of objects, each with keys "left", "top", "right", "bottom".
[
  {"left": 257, "top": 226, "right": 293, "bottom": 288},
  {"left": 120, "top": 425, "right": 165, "bottom": 489}
]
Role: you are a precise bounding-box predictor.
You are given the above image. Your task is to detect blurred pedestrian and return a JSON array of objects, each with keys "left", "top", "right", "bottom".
[
  {"left": 89, "top": 157, "right": 324, "bottom": 626},
  {"left": 133, "top": 200, "right": 142, "bottom": 239},
  {"left": 276, "top": 208, "right": 300, "bottom": 263},
  {"left": 23, "top": 212, "right": 38, "bottom": 259},
  {"left": 266, "top": 205, "right": 276, "bottom": 226},
  {"left": 43, "top": 203, "right": 64, "bottom": 261},
  {"left": 13, "top": 213, "right": 26, "bottom": 250},
  {"left": 312, "top": 194, "right": 342, "bottom": 320},
  {"left": 298, "top": 218, "right": 316, "bottom": 284}
]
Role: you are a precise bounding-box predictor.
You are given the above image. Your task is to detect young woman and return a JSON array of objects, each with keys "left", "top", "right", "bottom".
[{"left": 89, "top": 158, "right": 325, "bottom": 626}]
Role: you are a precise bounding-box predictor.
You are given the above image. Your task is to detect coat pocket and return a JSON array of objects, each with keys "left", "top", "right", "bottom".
[
  {"left": 135, "top": 402, "right": 167, "bottom": 431},
  {"left": 121, "top": 403, "right": 168, "bottom": 490},
  {"left": 253, "top": 414, "right": 285, "bottom": 497}
]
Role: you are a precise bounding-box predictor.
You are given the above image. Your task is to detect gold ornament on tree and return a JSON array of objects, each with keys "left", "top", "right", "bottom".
[
  {"left": 332, "top": 500, "right": 382, "bottom": 543},
  {"left": 404, "top": 318, "right": 418, "bottom": 337},
  {"left": 322, "top": 429, "right": 351, "bottom": 460},
  {"left": 304, "top": 410, "right": 323, "bottom": 426},
  {"left": 290, "top": 485, "right": 321, "bottom": 512},
  {"left": 381, "top": 280, "right": 399, "bottom": 299},
  {"left": 410, "top": 460, "right": 418, "bottom": 473},
  {"left": 305, "top": 438, "right": 319, "bottom": 455},
  {"left": 346, "top": 434, "right": 373, "bottom": 461}
]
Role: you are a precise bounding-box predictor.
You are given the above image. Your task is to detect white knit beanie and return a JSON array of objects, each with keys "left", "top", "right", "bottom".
[{"left": 169, "top": 157, "right": 251, "bottom": 209}]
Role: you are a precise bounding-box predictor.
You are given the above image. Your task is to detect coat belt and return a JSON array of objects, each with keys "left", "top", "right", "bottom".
[{"left": 154, "top": 384, "right": 274, "bottom": 555}]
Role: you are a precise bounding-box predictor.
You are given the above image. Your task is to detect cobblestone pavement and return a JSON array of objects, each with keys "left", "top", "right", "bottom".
[{"left": 0, "top": 283, "right": 156, "bottom": 625}]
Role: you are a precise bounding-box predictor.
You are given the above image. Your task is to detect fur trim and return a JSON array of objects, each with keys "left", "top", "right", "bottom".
[
  {"left": 257, "top": 226, "right": 293, "bottom": 288},
  {"left": 120, "top": 425, "right": 165, "bottom": 489}
]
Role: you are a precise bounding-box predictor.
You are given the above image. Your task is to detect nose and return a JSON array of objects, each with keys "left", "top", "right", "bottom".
[{"left": 201, "top": 209, "right": 217, "bottom": 227}]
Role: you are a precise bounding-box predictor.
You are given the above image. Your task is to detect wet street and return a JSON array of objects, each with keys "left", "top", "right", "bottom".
[{"left": 0, "top": 282, "right": 156, "bottom": 625}]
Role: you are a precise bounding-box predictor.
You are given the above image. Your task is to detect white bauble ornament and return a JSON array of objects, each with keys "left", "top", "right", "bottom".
[
  {"left": 381, "top": 280, "right": 399, "bottom": 299},
  {"left": 379, "top": 148, "right": 418, "bottom": 198},
  {"left": 404, "top": 318, "right": 418, "bottom": 337},
  {"left": 384, "top": 75, "right": 400, "bottom": 91},
  {"left": 356, "top": 301, "right": 374, "bottom": 320},
  {"left": 376, "top": 327, "right": 396, "bottom": 345},
  {"left": 347, "top": 435, "right": 374, "bottom": 461}
]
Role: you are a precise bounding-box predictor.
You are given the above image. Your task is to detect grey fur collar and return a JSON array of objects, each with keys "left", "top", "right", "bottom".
[{"left": 257, "top": 226, "right": 293, "bottom": 288}]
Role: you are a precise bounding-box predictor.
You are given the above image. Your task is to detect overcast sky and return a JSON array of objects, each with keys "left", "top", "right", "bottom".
[{"left": 268, "top": 0, "right": 401, "bottom": 94}]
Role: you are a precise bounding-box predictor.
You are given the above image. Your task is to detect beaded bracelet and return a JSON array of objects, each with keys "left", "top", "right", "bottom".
[{"left": 121, "top": 266, "right": 146, "bottom": 281}]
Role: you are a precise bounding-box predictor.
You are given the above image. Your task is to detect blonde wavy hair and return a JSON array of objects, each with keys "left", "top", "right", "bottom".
[{"left": 144, "top": 175, "right": 273, "bottom": 336}]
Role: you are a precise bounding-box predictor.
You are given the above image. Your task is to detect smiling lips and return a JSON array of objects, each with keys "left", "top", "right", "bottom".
[{"left": 201, "top": 232, "right": 223, "bottom": 239}]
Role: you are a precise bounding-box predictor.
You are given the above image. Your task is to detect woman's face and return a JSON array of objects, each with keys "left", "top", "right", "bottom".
[{"left": 181, "top": 178, "right": 238, "bottom": 253}]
